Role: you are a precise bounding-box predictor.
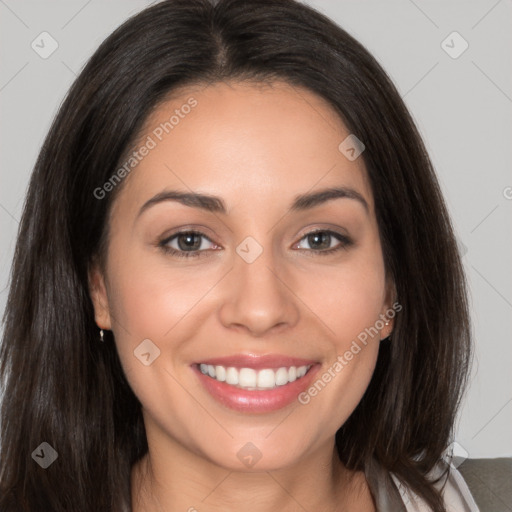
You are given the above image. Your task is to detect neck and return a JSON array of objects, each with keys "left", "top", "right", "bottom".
[{"left": 131, "top": 435, "right": 374, "bottom": 512}]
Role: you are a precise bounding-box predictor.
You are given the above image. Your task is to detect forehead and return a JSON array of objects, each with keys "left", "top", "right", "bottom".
[{"left": 114, "top": 80, "right": 373, "bottom": 216}]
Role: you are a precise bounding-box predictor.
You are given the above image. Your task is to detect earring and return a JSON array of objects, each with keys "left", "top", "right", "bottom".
[
  {"left": 383, "top": 319, "right": 392, "bottom": 341},
  {"left": 99, "top": 329, "right": 104, "bottom": 343}
]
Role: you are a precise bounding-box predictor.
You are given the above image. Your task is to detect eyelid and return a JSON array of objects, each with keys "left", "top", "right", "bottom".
[
  {"left": 292, "top": 228, "right": 352, "bottom": 251},
  {"left": 294, "top": 223, "right": 350, "bottom": 239},
  {"left": 159, "top": 224, "right": 221, "bottom": 244},
  {"left": 161, "top": 228, "right": 215, "bottom": 243}
]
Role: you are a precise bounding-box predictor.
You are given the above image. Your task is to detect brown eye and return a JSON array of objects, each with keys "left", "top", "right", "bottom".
[
  {"left": 159, "top": 231, "right": 218, "bottom": 258},
  {"left": 306, "top": 232, "right": 332, "bottom": 250},
  {"left": 175, "top": 232, "right": 203, "bottom": 251},
  {"left": 294, "top": 230, "right": 352, "bottom": 254}
]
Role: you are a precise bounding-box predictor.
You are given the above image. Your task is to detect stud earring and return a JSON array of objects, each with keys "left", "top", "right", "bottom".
[
  {"left": 382, "top": 319, "right": 392, "bottom": 341},
  {"left": 99, "top": 329, "right": 104, "bottom": 343}
]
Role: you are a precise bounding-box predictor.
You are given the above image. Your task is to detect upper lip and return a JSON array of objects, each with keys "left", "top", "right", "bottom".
[{"left": 194, "top": 354, "right": 318, "bottom": 370}]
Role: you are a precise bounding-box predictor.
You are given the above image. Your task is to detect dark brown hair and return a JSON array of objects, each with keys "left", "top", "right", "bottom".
[{"left": 0, "top": 0, "right": 472, "bottom": 510}]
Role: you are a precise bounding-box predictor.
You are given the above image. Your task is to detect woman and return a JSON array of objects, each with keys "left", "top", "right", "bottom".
[{"left": 0, "top": 0, "right": 479, "bottom": 510}]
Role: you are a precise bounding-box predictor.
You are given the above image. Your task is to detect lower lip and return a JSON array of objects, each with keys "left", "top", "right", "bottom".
[{"left": 192, "top": 364, "right": 321, "bottom": 413}]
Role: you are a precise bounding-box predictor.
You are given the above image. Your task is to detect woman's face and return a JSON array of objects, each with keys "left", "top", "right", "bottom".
[{"left": 90, "top": 80, "right": 395, "bottom": 471}]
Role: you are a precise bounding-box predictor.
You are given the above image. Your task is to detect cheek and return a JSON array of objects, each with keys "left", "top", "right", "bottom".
[
  {"left": 296, "top": 281, "right": 383, "bottom": 441},
  {"left": 296, "top": 252, "right": 386, "bottom": 345},
  {"left": 104, "top": 254, "right": 205, "bottom": 432},
  {"left": 290, "top": 245, "right": 386, "bottom": 425},
  {"left": 103, "top": 246, "right": 227, "bottom": 403},
  {"left": 105, "top": 243, "right": 218, "bottom": 340}
]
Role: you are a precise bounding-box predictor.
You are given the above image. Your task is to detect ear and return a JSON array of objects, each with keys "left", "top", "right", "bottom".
[
  {"left": 88, "top": 261, "right": 112, "bottom": 330},
  {"left": 379, "top": 276, "right": 398, "bottom": 340}
]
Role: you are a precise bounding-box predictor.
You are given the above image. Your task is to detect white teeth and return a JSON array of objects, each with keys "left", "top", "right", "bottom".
[
  {"left": 239, "top": 368, "right": 257, "bottom": 388},
  {"left": 198, "top": 364, "right": 311, "bottom": 390},
  {"left": 215, "top": 365, "right": 226, "bottom": 382},
  {"left": 225, "top": 367, "right": 239, "bottom": 385},
  {"left": 275, "top": 367, "right": 289, "bottom": 386},
  {"left": 257, "top": 369, "right": 276, "bottom": 389}
]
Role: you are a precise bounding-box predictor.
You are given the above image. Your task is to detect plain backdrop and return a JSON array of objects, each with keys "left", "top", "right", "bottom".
[{"left": 0, "top": 0, "right": 511, "bottom": 458}]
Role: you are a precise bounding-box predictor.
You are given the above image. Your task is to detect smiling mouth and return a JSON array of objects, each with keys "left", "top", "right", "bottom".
[{"left": 197, "top": 363, "right": 313, "bottom": 391}]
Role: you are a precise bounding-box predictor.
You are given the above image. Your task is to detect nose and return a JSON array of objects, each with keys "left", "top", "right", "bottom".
[{"left": 218, "top": 245, "right": 300, "bottom": 337}]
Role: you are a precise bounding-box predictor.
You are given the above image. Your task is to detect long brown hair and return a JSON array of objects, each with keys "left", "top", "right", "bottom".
[{"left": 0, "top": 1, "right": 472, "bottom": 510}]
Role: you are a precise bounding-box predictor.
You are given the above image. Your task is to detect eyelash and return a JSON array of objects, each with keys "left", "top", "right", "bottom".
[{"left": 158, "top": 229, "right": 353, "bottom": 259}]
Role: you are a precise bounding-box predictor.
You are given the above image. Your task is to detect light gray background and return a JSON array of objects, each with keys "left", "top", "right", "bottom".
[{"left": 0, "top": 0, "right": 510, "bottom": 458}]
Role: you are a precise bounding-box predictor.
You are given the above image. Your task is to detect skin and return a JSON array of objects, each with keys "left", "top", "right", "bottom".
[{"left": 89, "top": 80, "right": 395, "bottom": 512}]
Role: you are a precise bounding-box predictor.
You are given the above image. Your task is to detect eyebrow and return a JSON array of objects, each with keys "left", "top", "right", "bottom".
[{"left": 137, "top": 186, "right": 369, "bottom": 219}]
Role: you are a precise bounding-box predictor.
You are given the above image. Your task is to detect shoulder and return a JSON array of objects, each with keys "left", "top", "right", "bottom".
[
  {"left": 389, "top": 459, "right": 481, "bottom": 512},
  {"left": 366, "top": 456, "right": 512, "bottom": 511}
]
